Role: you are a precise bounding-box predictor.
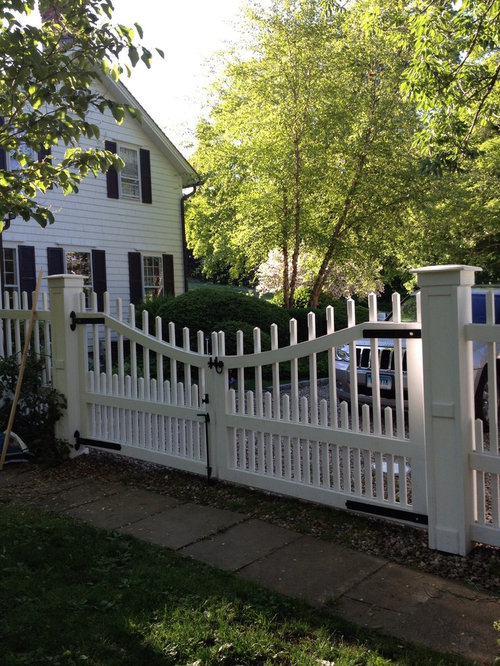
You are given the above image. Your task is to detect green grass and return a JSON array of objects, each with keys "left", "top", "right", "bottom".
[{"left": 0, "top": 504, "right": 473, "bottom": 666}]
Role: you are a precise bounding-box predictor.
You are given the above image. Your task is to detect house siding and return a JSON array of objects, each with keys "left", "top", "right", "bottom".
[{"left": 3, "top": 80, "right": 192, "bottom": 310}]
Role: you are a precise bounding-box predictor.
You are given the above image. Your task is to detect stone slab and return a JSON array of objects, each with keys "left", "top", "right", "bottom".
[
  {"left": 65, "top": 487, "right": 181, "bottom": 530},
  {"left": 181, "top": 518, "right": 302, "bottom": 571},
  {"left": 335, "top": 562, "right": 500, "bottom": 664},
  {"left": 238, "top": 534, "right": 385, "bottom": 606},
  {"left": 118, "top": 502, "right": 246, "bottom": 550},
  {"left": 32, "top": 479, "right": 122, "bottom": 512}
]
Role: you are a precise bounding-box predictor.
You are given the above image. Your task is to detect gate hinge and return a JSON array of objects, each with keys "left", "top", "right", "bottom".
[
  {"left": 208, "top": 357, "right": 224, "bottom": 374},
  {"left": 70, "top": 311, "right": 105, "bottom": 331},
  {"left": 197, "top": 412, "right": 210, "bottom": 424}
]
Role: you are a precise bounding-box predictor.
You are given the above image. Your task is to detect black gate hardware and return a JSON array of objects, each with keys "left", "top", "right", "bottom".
[
  {"left": 197, "top": 413, "right": 212, "bottom": 482},
  {"left": 362, "top": 328, "right": 421, "bottom": 339},
  {"left": 208, "top": 357, "right": 224, "bottom": 373},
  {"left": 201, "top": 394, "right": 209, "bottom": 405},
  {"left": 70, "top": 311, "right": 105, "bottom": 331},
  {"left": 74, "top": 430, "right": 121, "bottom": 452},
  {"left": 346, "top": 500, "right": 428, "bottom": 525}
]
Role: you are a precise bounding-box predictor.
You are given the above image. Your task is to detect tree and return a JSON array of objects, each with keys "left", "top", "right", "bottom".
[
  {"left": 188, "top": 0, "right": 332, "bottom": 307},
  {"left": 401, "top": 0, "right": 499, "bottom": 167},
  {"left": 320, "top": 0, "right": 500, "bottom": 166},
  {"left": 187, "top": 0, "right": 424, "bottom": 306},
  {"left": 0, "top": 0, "right": 161, "bottom": 228}
]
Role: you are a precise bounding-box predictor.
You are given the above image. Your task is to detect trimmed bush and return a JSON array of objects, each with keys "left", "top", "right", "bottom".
[
  {"left": 213, "top": 320, "right": 271, "bottom": 355},
  {"left": 150, "top": 289, "right": 291, "bottom": 346}
]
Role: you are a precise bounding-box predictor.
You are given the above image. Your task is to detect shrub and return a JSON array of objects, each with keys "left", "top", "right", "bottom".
[
  {"left": 135, "top": 293, "right": 174, "bottom": 333},
  {"left": 148, "top": 289, "right": 291, "bottom": 346},
  {"left": 0, "top": 352, "right": 69, "bottom": 465},
  {"left": 212, "top": 320, "right": 271, "bottom": 355}
]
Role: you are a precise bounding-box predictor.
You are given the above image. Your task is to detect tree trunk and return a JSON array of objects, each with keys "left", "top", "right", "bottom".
[
  {"left": 308, "top": 148, "right": 370, "bottom": 308},
  {"left": 288, "top": 133, "right": 302, "bottom": 308}
]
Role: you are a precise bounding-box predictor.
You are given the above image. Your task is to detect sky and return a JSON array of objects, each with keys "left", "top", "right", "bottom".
[{"left": 110, "top": 0, "right": 259, "bottom": 155}]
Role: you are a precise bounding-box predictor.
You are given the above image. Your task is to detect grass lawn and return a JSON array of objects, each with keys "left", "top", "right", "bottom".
[{"left": 0, "top": 504, "right": 473, "bottom": 666}]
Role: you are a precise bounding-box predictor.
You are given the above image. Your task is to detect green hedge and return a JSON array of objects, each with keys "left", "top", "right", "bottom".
[
  {"left": 138, "top": 289, "right": 290, "bottom": 346},
  {"left": 137, "top": 289, "right": 369, "bottom": 348}
]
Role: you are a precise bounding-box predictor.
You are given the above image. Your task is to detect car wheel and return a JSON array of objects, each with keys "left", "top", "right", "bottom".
[{"left": 475, "top": 364, "right": 500, "bottom": 433}]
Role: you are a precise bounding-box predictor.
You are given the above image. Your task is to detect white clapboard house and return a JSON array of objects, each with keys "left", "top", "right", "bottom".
[{"left": 0, "top": 74, "right": 200, "bottom": 310}]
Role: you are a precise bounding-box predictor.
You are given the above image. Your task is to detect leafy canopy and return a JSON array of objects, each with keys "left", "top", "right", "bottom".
[
  {"left": 187, "top": 0, "right": 425, "bottom": 306},
  {"left": 0, "top": 0, "right": 162, "bottom": 228}
]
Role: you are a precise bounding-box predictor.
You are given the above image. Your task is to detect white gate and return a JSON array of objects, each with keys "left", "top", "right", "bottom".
[
  {"left": 70, "top": 289, "right": 427, "bottom": 524},
  {"left": 73, "top": 293, "right": 211, "bottom": 478}
]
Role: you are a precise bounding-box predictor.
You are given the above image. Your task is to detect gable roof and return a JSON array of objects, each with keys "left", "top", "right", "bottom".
[{"left": 102, "top": 76, "right": 201, "bottom": 189}]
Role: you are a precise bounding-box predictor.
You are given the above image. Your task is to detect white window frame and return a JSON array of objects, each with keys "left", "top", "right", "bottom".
[
  {"left": 2, "top": 246, "right": 19, "bottom": 300},
  {"left": 142, "top": 254, "right": 163, "bottom": 299},
  {"left": 118, "top": 144, "right": 141, "bottom": 201},
  {"left": 65, "top": 249, "right": 92, "bottom": 304}
]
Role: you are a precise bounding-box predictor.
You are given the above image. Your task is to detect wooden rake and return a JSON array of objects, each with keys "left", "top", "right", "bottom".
[{"left": 0, "top": 268, "right": 44, "bottom": 471}]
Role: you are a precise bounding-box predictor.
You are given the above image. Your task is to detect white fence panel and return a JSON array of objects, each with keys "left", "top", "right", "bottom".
[
  {"left": 74, "top": 297, "right": 210, "bottom": 476},
  {"left": 210, "top": 298, "right": 426, "bottom": 522},
  {"left": 466, "top": 290, "right": 500, "bottom": 546},
  {"left": 0, "top": 289, "right": 52, "bottom": 382}
]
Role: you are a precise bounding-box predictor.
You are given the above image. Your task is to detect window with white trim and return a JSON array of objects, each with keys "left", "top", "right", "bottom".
[
  {"left": 119, "top": 146, "right": 141, "bottom": 200},
  {"left": 66, "top": 250, "right": 92, "bottom": 303},
  {"left": 143, "top": 255, "right": 163, "bottom": 298},
  {"left": 2, "top": 247, "right": 18, "bottom": 298}
]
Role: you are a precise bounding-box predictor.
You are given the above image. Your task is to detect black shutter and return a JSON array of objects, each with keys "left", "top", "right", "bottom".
[
  {"left": 140, "top": 149, "right": 152, "bottom": 204},
  {"left": 38, "top": 145, "right": 52, "bottom": 163},
  {"left": 162, "top": 254, "right": 174, "bottom": 296},
  {"left": 105, "top": 140, "right": 119, "bottom": 199},
  {"left": 38, "top": 144, "right": 53, "bottom": 189},
  {"left": 91, "top": 249, "right": 107, "bottom": 311},
  {"left": 0, "top": 116, "right": 6, "bottom": 171},
  {"left": 128, "top": 251, "right": 142, "bottom": 304},
  {"left": 47, "top": 247, "right": 65, "bottom": 275},
  {"left": 18, "top": 246, "right": 36, "bottom": 308}
]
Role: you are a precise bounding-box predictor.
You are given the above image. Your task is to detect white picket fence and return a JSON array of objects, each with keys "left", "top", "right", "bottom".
[{"left": 0, "top": 266, "right": 498, "bottom": 556}]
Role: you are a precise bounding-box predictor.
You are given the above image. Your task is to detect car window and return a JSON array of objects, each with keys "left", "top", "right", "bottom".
[{"left": 471, "top": 292, "right": 500, "bottom": 324}]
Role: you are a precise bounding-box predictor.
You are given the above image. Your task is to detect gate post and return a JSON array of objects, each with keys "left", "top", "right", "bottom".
[
  {"left": 47, "top": 274, "right": 85, "bottom": 453},
  {"left": 414, "top": 264, "right": 480, "bottom": 555}
]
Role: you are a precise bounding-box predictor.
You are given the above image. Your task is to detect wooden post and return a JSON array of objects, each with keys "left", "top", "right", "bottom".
[{"left": 0, "top": 268, "right": 43, "bottom": 470}]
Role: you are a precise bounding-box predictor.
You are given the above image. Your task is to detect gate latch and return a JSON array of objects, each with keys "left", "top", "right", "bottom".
[{"left": 208, "top": 357, "right": 224, "bottom": 373}]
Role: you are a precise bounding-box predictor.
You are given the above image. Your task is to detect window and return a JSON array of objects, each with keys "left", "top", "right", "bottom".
[
  {"left": 142, "top": 255, "right": 163, "bottom": 298},
  {"left": 47, "top": 247, "right": 107, "bottom": 311},
  {"left": 2, "top": 248, "right": 18, "bottom": 299},
  {"left": 66, "top": 250, "right": 92, "bottom": 304},
  {"left": 128, "top": 252, "right": 174, "bottom": 304},
  {"left": 119, "top": 146, "right": 141, "bottom": 200},
  {"left": 105, "top": 141, "right": 152, "bottom": 204},
  {"left": 8, "top": 143, "right": 37, "bottom": 171}
]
